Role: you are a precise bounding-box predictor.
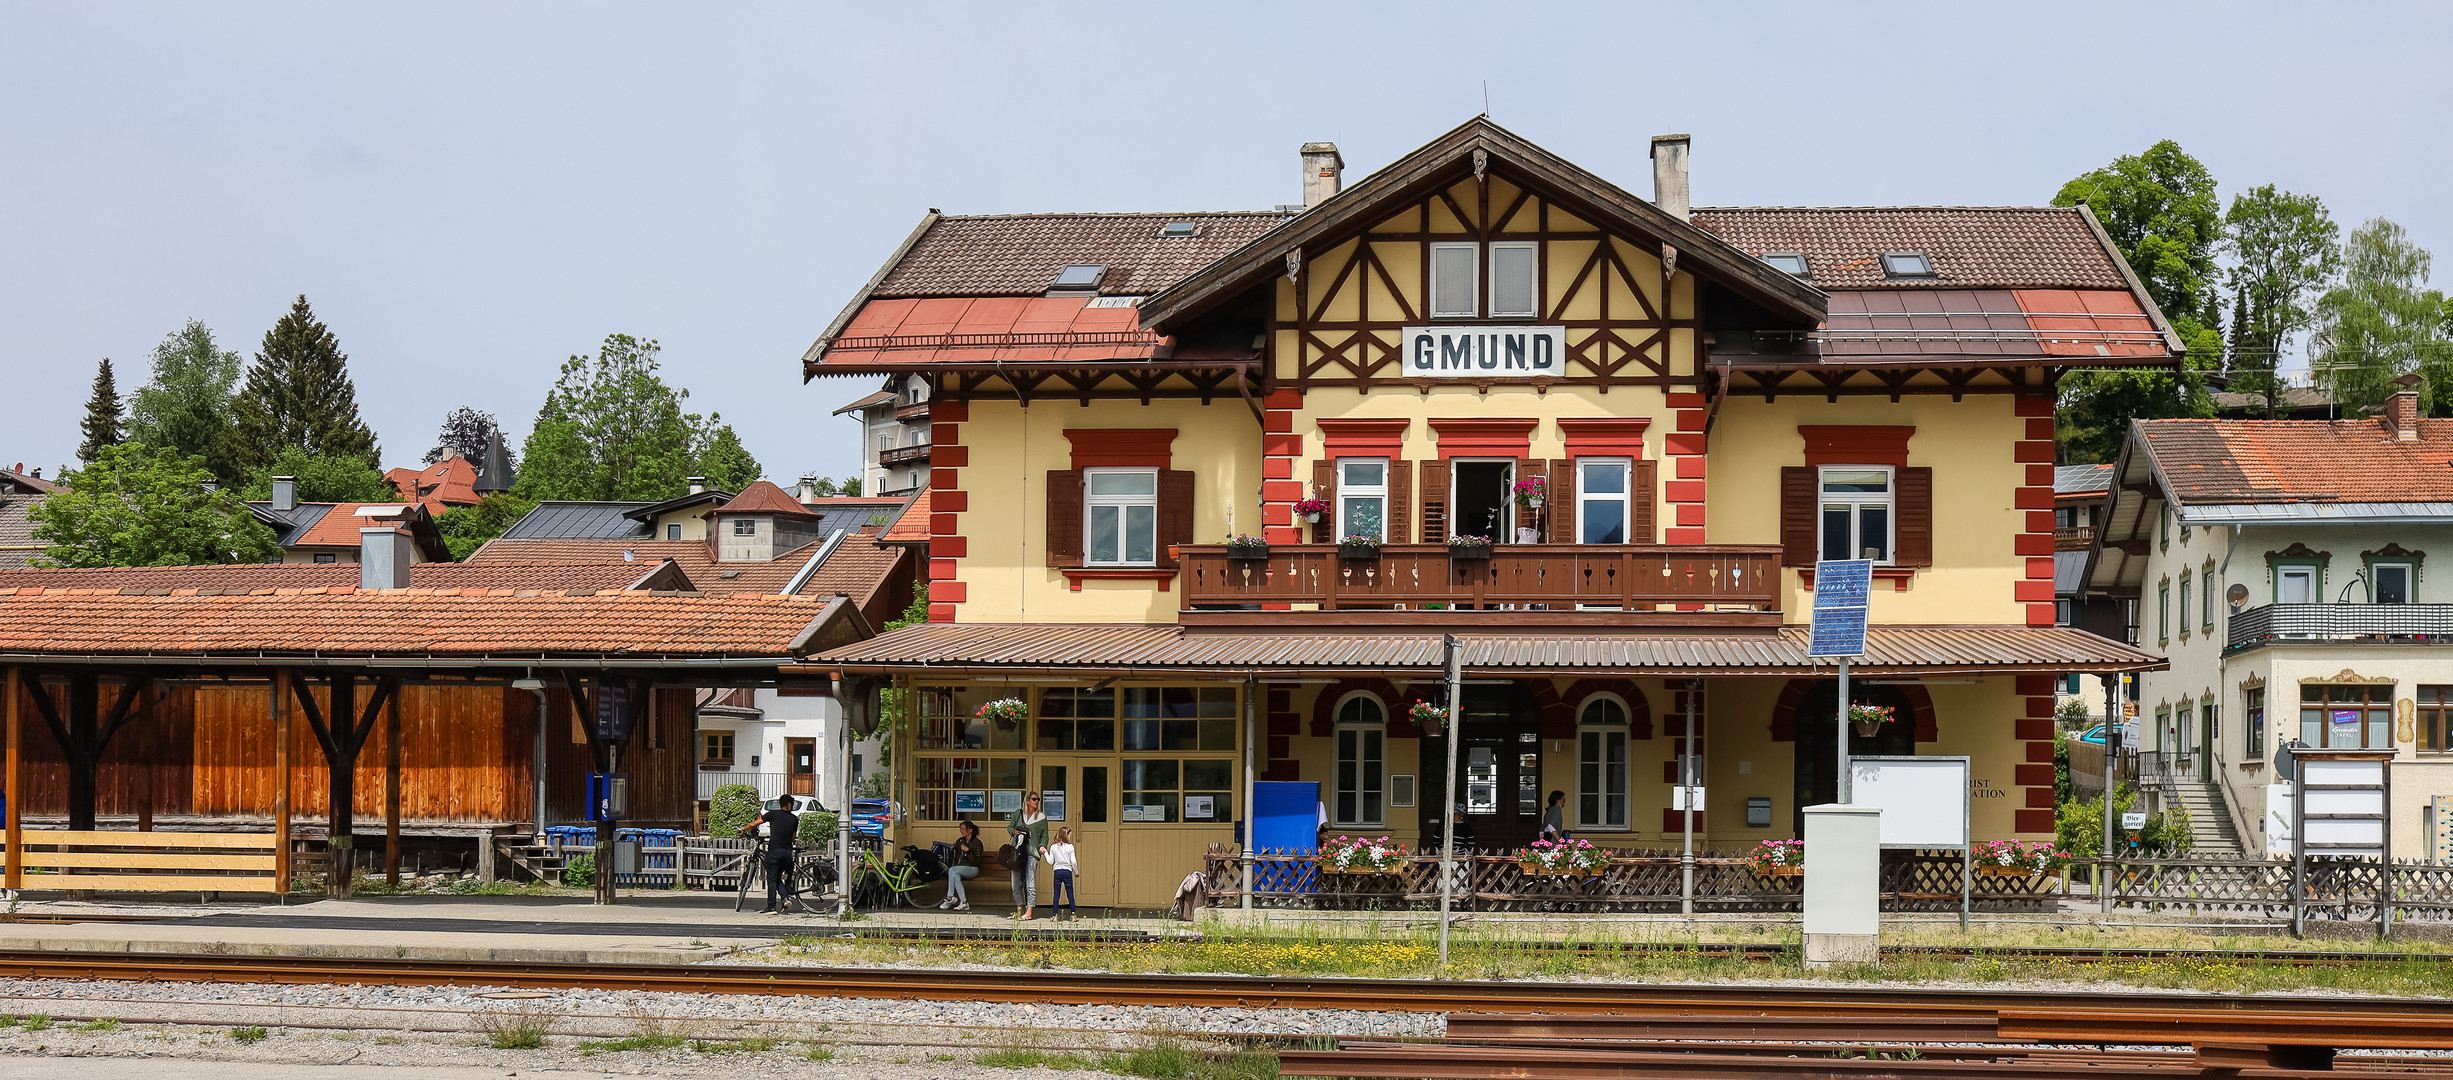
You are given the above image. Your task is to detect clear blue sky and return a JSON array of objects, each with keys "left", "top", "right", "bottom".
[{"left": 4, "top": 2, "right": 2446, "bottom": 480}]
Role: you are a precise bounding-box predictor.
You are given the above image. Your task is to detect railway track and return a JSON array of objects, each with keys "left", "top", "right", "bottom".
[{"left": 4, "top": 948, "right": 2453, "bottom": 1019}]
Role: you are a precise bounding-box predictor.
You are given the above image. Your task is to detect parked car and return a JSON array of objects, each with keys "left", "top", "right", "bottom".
[
  {"left": 2077, "top": 723, "right": 2137, "bottom": 746},
  {"left": 765, "top": 795, "right": 896, "bottom": 836}
]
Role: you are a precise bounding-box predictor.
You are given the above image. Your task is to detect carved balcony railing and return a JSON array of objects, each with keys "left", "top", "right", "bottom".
[
  {"left": 2228, "top": 603, "right": 2453, "bottom": 652},
  {"left": 1177, "top": 543, "right": 1782, "bottom": 616},
  {"left": 2055, "top": 525, "right": 2095, "bottom": 551},
  {"left": 893, "top": 400, "right": 931, "bottom": 421},
  {"left": 879, "top": 444, "right": 932, "bottom": 466}
]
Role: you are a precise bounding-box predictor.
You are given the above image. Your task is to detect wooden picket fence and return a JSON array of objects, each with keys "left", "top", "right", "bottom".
[{"left": 6, "top": 830, "right": 280, "bottom": 893}]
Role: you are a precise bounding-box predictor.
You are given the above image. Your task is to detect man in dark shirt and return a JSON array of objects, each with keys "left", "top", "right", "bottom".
[{"left": 738, "top": 799, "right": 800, "bottom": 913}]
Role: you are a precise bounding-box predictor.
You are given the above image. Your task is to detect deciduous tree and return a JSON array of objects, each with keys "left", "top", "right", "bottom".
[
  {"left": 239, "top": 448, "right": 400, "bottom": 504},
  {"left": 2224, "top": 186, "right": 2340, "bottom": 418},
  {"left": 77, "top": 358, "right": 124, "bottom": 464},
  {"left": 692, "top": 415, "right": 761, "bottom": 493},
  {"left": 436, "top": 493, "right": 537, "bottom": 561},
  {"left": 2052, "top": 141, "right": 2225, "bottom": 461},
  {"left": 426, "top": 406, "right": 516, "bottom": 472},
  {"left": 232, "top": 295, "right": 380, "bottom": 468},
  {"left": 513, "top": 335, "right": 699, "bottom": 501},
  {"left": 2311, "top": 218, "right": 2451, "bottom": 415},
  {"left": 126, "top": 319, "right": 246, "bottom": 487},
  {"left": 31, "top": 443, "right": 279, "bottom": 566}
]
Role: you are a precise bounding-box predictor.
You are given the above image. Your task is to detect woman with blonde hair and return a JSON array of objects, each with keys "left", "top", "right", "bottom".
[{"left": 1005, "top": 791, "right": 1050, "bottom": 920}]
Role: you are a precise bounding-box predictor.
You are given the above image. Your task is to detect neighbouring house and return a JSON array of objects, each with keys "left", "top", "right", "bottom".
[
  {"left": 469, "top": 479, "right": 919, "bottom": 808},
  {"left": 797, "top": 118, "right": 2169, "bottom": 909},
  {"left": 2213, "top": 386, "right": 2339, "bottom": 421},
  {"left": 2081, "top": 387, "right": 2453, "bottom": 860},
  {"left": 2053, "top": 462, "right": 2120, "bottom": 719},
  {"left": 247, "top": 475, "right": 449, "bottom": 565},
  {"left": 0, "top": 465, "right": 60, "bottom": 569},
  {"left": 834, "top": 375, "right": 932, "bottom": 496}
]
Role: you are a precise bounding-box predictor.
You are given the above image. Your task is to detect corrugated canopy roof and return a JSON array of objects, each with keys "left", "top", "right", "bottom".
[{"left": 806, "top": 623, "right": 2162, "bottom": 676}]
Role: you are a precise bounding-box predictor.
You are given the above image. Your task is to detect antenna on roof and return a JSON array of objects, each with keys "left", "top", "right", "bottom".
[{"left": 1482, "top": 81, "right": 1490, "bottom": 117}]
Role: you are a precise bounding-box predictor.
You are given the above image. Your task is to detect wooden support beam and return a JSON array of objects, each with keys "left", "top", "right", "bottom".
[
  {"left": 385, "top": 686, "right": 402, "bottom": 887},
  {"left": 272, "top": 667, "right": 292, "bottom": 900},
  {"left": 4, "top": 667, "right": 20, "bottom": 893}
]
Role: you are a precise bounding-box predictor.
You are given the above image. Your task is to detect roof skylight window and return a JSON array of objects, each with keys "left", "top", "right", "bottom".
[
  {"left": 1760, "top": 252, "right": 1810, "bottom": 276},
  {"left": 1052, "top": 264, "right": 1107, "bottom": 287},
  {"left": 1158, "top": 222, "right": 1200, "bottom": 238},
  {"left": 1881, "top": 252, "right": 1935, "bottom": 277}
]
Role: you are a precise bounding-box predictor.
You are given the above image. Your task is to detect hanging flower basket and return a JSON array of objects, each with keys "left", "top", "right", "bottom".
[
  {"left": 1447, "top": 535, "right": 1493, "bottom": 560},
  {"left": 1512, "top": 475, "right": 1547, "bottom": 509},
  {"left": 1848, "top": 702, "right": 1897, "bottom": 739},
  {"left": 1224, "top": 535, "right": 1270, "bottom": 560},
  {"left": 974, "top": 697, "right": 1028, "bottom": 730},
  {"left": 1294, "top": 498, "right": 1330, "bottom": 525},
  {"left": 1408, "top": 699, "right": 1448, "bottom": 737},
  {"left": 1338, "top": 536, "right": 1381, "bottom": 559}
]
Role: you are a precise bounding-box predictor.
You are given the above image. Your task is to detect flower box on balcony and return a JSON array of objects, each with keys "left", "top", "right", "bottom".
[
  {"left": 1338, "top": 539, "right": 1381, "bottom": 560},
  {"left": 1448, "top": 536, "right": 1493, "bottom": 561},
  {"left": 1224, "top": 537, "right": 1270, "bottom": 561}
]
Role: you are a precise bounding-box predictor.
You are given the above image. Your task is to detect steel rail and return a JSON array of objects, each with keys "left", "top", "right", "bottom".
[
  {"left": 10, "top": 949, "right": 2453, "bottom": 1022},
  {"left": 1272, "top": 1044, "right": 2369, "bottom": 1080}
]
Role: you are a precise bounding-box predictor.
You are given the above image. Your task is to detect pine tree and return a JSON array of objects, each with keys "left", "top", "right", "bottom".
[
  {"left": 77, "top": 358, "right": 124, "bottom": 464},
  {"left": 233, "top": 295, "right": 380, "bottom": 470}
]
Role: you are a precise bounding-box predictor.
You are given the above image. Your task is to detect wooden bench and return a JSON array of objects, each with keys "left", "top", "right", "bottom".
[{"left": 8, "top": 830, "right": 279, "bottom": 893}]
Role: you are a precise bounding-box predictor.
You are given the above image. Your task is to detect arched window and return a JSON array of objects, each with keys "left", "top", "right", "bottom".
[
  {"left": 1333, "top": 693, "right": 1386, "bottom": 827},
  {"left": 1577, "top": 695, "right": 1630, "bottom": 830}
]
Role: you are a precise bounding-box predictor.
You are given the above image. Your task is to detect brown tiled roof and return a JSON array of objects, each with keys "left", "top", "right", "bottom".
[
  {"left": 466, "top": 532, "right": 906, "bottom": 600},
  {"left": 386, "top": 456, "right": 482, "bottom": 513},
  {"left": 870, "top": 212, "right": 1290, "bottom": 299},
  {"left": 882, "top": 487, "right": 931, "bottom": 545},
  {"left": 715, "top": 480, "right": 818, "bottom": 519},
  {"left": 0, "top": 468, "right": 58, "bottom": 495},
  {"left": 799, "top": 537, "right": 907, "bottom": 608},
  {"left": 2138, "top": 418, "right": 2453, "bottom": 505},
  {"left": 1689, "top": 207, "right": 2128, "bottom": 290},
  {"left": 0, "top": 561, "right": 683, "bottom": 594},
  {"left": 810, "top": 623, "right": 2161, "bottom": 676},
  {"left": 287, "top": 504, "right": 425, "bottom": 549},
  {"left": 0, "top": 588, "right": 827, "bottom": 659},
  {"left": 832, "top": 389, "right": 895, "bottom": 416}
]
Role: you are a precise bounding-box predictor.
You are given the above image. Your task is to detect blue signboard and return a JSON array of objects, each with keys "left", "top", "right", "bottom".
[{"left": 1808, "top": 559, "right": 1873, "bottom": 658}]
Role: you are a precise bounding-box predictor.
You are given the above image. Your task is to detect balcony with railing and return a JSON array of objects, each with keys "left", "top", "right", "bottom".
[
  {"left": 1176, "top": 543, "right": 1783, "bottom": 625},
  {"left": 2227, "top": 603, "right": 2453, "bottom": 652},
  {"left": 880, "top": 443, "right": 932, "bottom": 466},
  {"left": 893, "top": 400, "right": 931, "bottom": 422},
  {"left": 696, "top": 770, "right": 790, "bottom": 801},
  {"left": 2055, "top": 525, "right": 2096, "bottom": 551}
]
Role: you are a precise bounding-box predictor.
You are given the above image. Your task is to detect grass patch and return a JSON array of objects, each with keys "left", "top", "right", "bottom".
[
  {"left": 73, "top": 1019, "right": 119, "bottom": 1032},
  {"left": 230, "top": 1026, "right": 267, "bottom": 1044},
  {"left": 472, "top": 999, "right": 554, "bottom": 1050},
  {"left": 17, "top": 1015, "right": 51, "bottom": 1033},
  {"left": 577, "top": 1034, "right": 686, "bottom": 1053},
  {"left": 691, "top": 1036, "right": 775, "bottom": 1053},
  {"left": 978, "top": 1047, "right": 1097, "bottom": 1070},
  {"left": 804, "top": 1043, "right": 837, "bottom": 1061}
]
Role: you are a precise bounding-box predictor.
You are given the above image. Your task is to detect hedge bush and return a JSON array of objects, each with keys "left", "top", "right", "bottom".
[{"left": 708, "top": 784, "right": 762, "bottom": 836}]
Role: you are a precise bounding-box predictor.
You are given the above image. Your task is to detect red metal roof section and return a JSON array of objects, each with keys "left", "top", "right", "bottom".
[
  {"left": 0, "top": 561, "right": 680, "bottom": 594},
  {"left": 386, "top": 456, "right": 482, "bottom": 513},
  {"left": 2011, "top": 289, "right": 2164, "bottom": 358},
  {"left": 715, "top": 480, "right": 820, "bottom": 518},
  {"left": 1805, "top": 289, "right": 2165, "bottom": 359},
  {"left": 817, "top": 297, "right": 1166, "bottom": 368}
]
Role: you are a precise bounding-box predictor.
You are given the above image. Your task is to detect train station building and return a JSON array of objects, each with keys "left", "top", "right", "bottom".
[{"left": 798, "top": 119, "right": 2169, "bottom": 908}]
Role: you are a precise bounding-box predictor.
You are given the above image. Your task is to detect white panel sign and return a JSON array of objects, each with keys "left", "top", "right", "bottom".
[
  {"left": 1402, "top": 326, "right": 1567, "bottom": 378},
  {"left": 1672, "top": 786, "right": 1706, "bottom": 811},
  {"left": 1845, "top": 757, "right": 1969, "bottom": 848},
  {"left": 2266, "top": 780, "right": 2296, "bottom": 855},
  {"left": 2306, "top": 789, "right": 2385, "bottom": 816},
  {"left": 2302, "top": 758, "right": 2388, "bottom": 787}
]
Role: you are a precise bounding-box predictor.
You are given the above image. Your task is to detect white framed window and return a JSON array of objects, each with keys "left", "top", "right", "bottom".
[
  {"left": 666, "top": 523, "right": 682, "bottom": 541},
  {"left": 1332, "top": 693, "right": 1385, "bottom": 827},
  {"left": 2203, "top": 567, "right": 2216, "bottom": 629},
  {"left": 1430, "top": 243, "right": 1478, "bottom": 318},
  {"left": 1488, "top": 241, "right": 1539, "bottom": 318},
  {"left": 2374, "top": 562, "right": 2413, "bottom": 604},
  {"left": 2158, "top": 581, "right": 2170, "bottom": 643},
  {"left": 1817, "top": 466, "right": 1893, "bottom": 563},
  {"left": 2178, "top": 572, "right": 2192, "bottom": 639},
  {"left": 875, "top": 432, "right": 895, "bottom": 456},
  {"left": 1576, "top": 457, "right": 1631, "bottom": 544},
  {"left": 1576, "top": 696, "right": 1630, "bottom": 829},
  {"left": 1083, "top": 468, "right": 1158, "bottom": 566},
  {"left": 732, "top": 518, "right": 756, "bottom": 537},
  {"left": 2277, "top": 565, "right": 2318, "bottom": 604},
  {"left": 1336, "top": 458, "right": 1387, "bottom": 541}
]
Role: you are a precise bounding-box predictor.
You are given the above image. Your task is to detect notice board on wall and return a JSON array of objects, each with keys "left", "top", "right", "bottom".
[{"left": 1846, "top": 756, "right": 1970, "bottom": 849}]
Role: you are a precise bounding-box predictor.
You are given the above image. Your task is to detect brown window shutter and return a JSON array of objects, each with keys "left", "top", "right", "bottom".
[
  {"left": 1388, "top": 462, "right": 1412, "bottom": 544},
  {"left": 1896, "top": 466, "right": 1934, "bottom": 567},
  {"left": 1633, "top": 459, "right": 1658, "bottom": 544},
  {"left": 1517, "top": 457, "right": 1547, "bottom": 541},
  {"left": 1780, "top": 466, "right": 1816, "bottom": 567},
  {"left": 1549, "top": 459, "right": 1577, "bottom": 543},
  {"left": 1156, "top": 469, "right": 1196, "bottom": 569},
  {"left": 1418, "top": 461, "right": 1449, "bottom": 544},
  {"left": 1311, "top": 460, "right": 1336, "bottom": 543},
  {"left": 1045, "top": 469, "right": 1083, "bottom": 567}
]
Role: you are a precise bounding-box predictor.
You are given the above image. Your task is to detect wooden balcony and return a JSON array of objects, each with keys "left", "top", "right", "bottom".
[
  {"left": 893, "top": 400, "right": 931, "bottom": 422},
  {"left": 1176, "top": 543, "right": 1783, "bottom": 625},
  {"left": 2055, "top": 525, "right": 2096, "bottom": 551},
  {"left": 880, "top": 444, "right": 932, "bottom": 466}
]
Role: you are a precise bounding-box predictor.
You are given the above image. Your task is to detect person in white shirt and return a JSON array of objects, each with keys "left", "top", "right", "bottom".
[{"left": 1046, "top": 827, "right": 1080, "bottom": 921}]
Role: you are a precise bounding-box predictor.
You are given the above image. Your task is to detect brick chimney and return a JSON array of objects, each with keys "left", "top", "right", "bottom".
[
  {"left": 1650, "top": 134, "right": 1691, "bottom": 221},
  {"left": 2387, "top": 389, "right": 2422, "bottom": 442},
  {"left": 1300, "top": 142, "right": 1343, "bottom": 209}
]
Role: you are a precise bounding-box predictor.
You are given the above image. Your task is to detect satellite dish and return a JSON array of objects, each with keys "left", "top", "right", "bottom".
[{"left": 2227, "top": 583, "right": 2249, "bottom": 609}]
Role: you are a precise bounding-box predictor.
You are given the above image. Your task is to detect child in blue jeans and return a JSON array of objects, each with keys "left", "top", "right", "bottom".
[{"left": 1046, "top": 827, "right": 1079, "bottom": 920}]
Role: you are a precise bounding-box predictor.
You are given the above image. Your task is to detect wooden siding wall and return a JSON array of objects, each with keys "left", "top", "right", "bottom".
[{"left": 5, "top": 681, "right": 697, "bottom": 827}]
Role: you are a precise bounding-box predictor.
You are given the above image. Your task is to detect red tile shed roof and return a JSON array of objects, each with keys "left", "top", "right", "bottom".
[
  {"left": 0, "top": 588, "right": 827, "bottom": 659},
  {"left": 0, "top": 561, "right": 680, "bottom": 594},
  {"left": 289, "top": 504, "right": 422, "bottom": 549},
  {"left": 2138, "top": 417, "right": 2453, "bottom": 505},
  {"left": 1689, "top": 207, "right": 2130, "bottom": 290},
  {"left": 715, "top": 480, "right": 819, "bottom": 518},
  {"left": 387, "top": 456, "right": 482, "bottom": 513},
  {"left": 882, "top": 487, "right": 931, "bottom": 545},
  {"left": 817, "top": 297, "right": 1162, "bottom": 369}
]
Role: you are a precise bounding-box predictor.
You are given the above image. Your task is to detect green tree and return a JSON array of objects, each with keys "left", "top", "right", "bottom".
[
  {"left": 513, "top": 335, "right": 700, "bottom": 501},
  {"left": 77, "top": 358, "right": 124, "bottom": 464},
  {"left": 426, "top": 406, "right": 515, "bottom": 471},
  {"left": 238, "top": 448, "right": 399, "bottom": 504},
  {"left": 836, "top": 475, "right": 862, "bottom": 497},
  {"left": 2223, "top": 186, "right": 2340, "bottom": 418},
  {"left": 30, "top": 443, "right": 280, "bottom": 567},
  {"left": 2052, "top": 141, "right": 2225, "bottom": 462},
  {"left": 692, "top": 416, "right": 761, "bottom": 493},
  {"left": 435, "top": 493, "right": 537, "bottom": 560},
  {"left": 2311, "top": 218, "right": 2451, "bottom": 415},
  {"left": 232, "top": 295, "right": 380, "bottom": 469},
  {"left": 126, "top": 320, "right": 246, "bottom": 487}
]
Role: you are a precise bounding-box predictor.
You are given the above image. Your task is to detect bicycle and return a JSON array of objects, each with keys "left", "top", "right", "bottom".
[
  {"left": 848, "top": 844, "right": 943, "bottom": 911},
  {"left": 732, "top": 837, "right": 837, "bottom": 914}
]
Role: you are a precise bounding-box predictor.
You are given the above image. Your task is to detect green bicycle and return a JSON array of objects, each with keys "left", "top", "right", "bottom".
[{"left": 848, "top": 843, "right": 940, "bottom": 910}]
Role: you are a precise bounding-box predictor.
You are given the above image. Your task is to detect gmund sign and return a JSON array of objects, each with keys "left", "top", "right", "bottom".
[{"left": 1402, "top": 326, "right": 1567, "bottom": 378}]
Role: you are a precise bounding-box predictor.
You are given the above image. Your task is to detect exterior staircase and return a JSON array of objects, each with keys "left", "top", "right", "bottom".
[
  {"left": 2165, "top": 779, "right": 2248, "bottom": 856},
  {"left": 493, "top": 835, "right": 566, "bottom": 883}
]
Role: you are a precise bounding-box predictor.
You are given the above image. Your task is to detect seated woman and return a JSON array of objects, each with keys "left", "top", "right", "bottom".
[{"left": 937, "top": 819, "right": 985, "bottom": 912}]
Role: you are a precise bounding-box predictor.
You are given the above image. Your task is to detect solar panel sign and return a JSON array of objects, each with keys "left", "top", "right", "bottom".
[{"left": 1808, "top": 559, "right": 1873, "bottom": 658}]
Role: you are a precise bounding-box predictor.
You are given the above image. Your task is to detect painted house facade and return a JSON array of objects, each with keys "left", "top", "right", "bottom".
[
  {"left": 803, "top": 120, "right": 2168, "bottom": 907},
  {"left": 2082, "top": 391, "right": 2453, "bottom": 859}
]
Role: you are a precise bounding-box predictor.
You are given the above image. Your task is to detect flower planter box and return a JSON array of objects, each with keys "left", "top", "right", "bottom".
[
  {"left": 1976, "top": 865, "right": 2059, "bottom": 879},
  {"left": 1518, "top": 863, "right": 1603, "bottom": 878},
  {"left": 1754, "top": 865, "right": 1804, "bottom": 878},
  {"left": 1318, "top": 864, "right": 1405, "bottom": 876},
  {"left": 1225, "top": 545, "right": 1270, "bottom": 561},
  {"left": 1338, "top": 543, "right": 1382, "bottom": 559},
  {"left": 1448, "top": 542, "right": 1493, "bottom": 561}
]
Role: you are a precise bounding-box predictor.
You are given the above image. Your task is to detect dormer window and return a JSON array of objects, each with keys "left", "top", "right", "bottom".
[
  {"left": 732, "top": 518, "right": 757, "bottom": 537},
  {"left": 1881, "top": 252, "right": 1934, "bottom": 277},
  {"left": 1157, "top": 222, "right": 1200, "bottom": 238},
  {"left": 1052, "top": 264, "right": 1106, "bottom": 288},
  {"left": 1760, "top": 252, "right": 1810, "bottom": 276}
]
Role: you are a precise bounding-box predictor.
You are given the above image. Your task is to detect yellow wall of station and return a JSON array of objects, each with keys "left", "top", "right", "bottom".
[{"left": 952, "top": 398, "right": 1261, "bottom": 624}]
